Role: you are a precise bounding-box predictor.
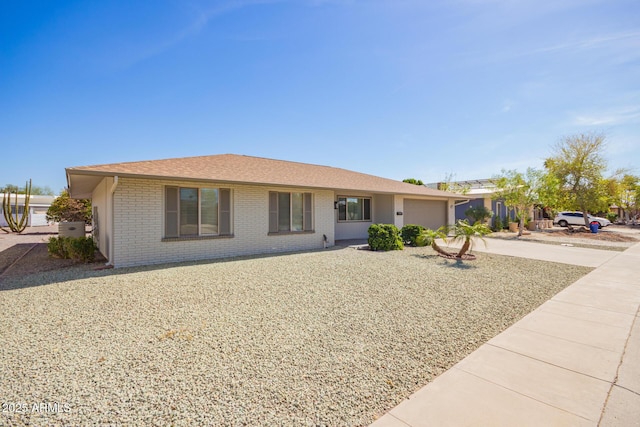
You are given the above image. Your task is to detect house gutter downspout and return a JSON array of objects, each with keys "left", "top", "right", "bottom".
[{"left": 108, "top": 176, "right": 119, "bottom": 266}]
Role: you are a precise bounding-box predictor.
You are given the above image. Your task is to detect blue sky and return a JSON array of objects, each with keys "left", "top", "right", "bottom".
[{"left": 1, "top": 0, "right": 639, "bottom": 193}]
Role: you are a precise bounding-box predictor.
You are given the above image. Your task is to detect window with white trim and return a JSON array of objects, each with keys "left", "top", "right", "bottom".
[
  {"left": 165, "top": 187, "right": 232, "bottom": 238},
  {"left": 337, "top": 196, "right": 371, "bottom": 222},
  {"left": 269, "top": 192, "right": 313, "bottom": 233}
]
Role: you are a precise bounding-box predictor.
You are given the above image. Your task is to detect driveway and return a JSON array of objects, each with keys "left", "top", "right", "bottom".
[{"left": 441, "top": 237, "right": 619, "bottom": 267}]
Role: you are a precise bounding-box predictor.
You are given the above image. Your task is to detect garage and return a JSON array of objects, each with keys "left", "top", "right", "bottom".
[{"left": 403, "top": 199, "right": 448, "bottom": 230}]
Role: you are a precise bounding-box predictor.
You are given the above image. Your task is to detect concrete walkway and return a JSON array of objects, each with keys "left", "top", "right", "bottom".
[{"left": 371, "top": 241, "right": 640, "bottom": 426}]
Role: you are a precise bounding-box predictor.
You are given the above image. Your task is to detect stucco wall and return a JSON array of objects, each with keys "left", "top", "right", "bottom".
[
  {"left": 334, "top": 191, "right": 378, "bottom": 240},
  {"left": 111, "top": 178, "right": 335, "bottom": 268},
  {"left": 373, "top": 194, "right": 394, "bottom": 224}
]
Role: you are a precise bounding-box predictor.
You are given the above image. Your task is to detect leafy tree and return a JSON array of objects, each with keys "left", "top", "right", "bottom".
[
  {"left": 536, "top": 171, "right": 562, "bottom": 217},
  {"left": 31, "top": 185, "right": 55, "bottom": 196},
  {"left": 403, "top": 178, "right": 425, "bottom": 186},
  {"left": 1, "top": 184, "right": 19, "bottom": 193},
  {"left": 608, "top": 174, "right": 639, "bottom": 221},
  {"left": 493, "top": 168, "right": 544, "bottom": 236},
  {"left": 1, "top": 183, "right": 54, "bottom": 195},
  {"left": 46, "top": 190, "right": 92, "bottom": 224},
  {"left": 544, "top": 132, "right": 609, "bottom": 225}
]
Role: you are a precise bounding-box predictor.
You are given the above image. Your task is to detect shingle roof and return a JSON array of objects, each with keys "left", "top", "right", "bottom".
[{"left": 66, "top": 154, "right": 458, "bottom": 199}]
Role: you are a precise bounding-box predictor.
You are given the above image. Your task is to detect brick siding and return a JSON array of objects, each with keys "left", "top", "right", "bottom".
[{"left": 111, "top": 178, "right": 335, "bottom": 268}]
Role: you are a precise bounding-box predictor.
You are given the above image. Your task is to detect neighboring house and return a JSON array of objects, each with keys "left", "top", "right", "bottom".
[
  {"left": 427, "top": 178, "right": 549, "bottom": 226},
  {"left": 0, "top": 194, "right": 56, "bottom": 227},
  {"left": 426, "top": 179, "right": 509, "bottom": 225},
  {"left": 66, "top": 154, "right": 462, "bottom": 268}
]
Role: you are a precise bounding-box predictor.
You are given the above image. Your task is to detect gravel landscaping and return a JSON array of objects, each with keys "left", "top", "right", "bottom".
[
  {"left": 1, "top": 246, "right": 591, "bottom": 426},
  {"left": 487, "top": 225, "right": 639, "bottom": 252}
]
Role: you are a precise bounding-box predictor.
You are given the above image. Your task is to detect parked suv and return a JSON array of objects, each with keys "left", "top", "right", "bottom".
[{"left": 554, "top": 211, "right": 611, "bottom": 228}]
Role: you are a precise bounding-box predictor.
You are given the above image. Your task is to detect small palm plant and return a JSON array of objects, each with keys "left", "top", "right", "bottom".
[
  {"left": 417, "top": 226, "right": 450, "bottom": 257},
  {"left": 450, "top": 219, "right": 492, "bottom": 258}
]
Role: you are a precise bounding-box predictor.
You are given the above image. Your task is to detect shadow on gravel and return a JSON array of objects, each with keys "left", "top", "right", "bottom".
[
  {"left": 411, "top": 253, "right": 479, "bottom": 269},
  {"left": 440, "top": 259, "right": 477, "bottom": 270},
  {"left": 0, "top": 245, "right": 347, "bottom": 292}
]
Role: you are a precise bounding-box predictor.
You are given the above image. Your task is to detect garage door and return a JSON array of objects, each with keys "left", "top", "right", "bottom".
[{"left": 403, "top": 199, "right": 447, "bottom": 230}]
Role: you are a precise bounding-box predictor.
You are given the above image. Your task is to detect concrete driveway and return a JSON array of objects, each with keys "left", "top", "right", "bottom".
[{"left": 440, "top": 237, "right": 619, "bottom": 267}]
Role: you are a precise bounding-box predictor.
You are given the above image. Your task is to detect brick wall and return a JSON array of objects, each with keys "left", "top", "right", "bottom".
[{"left": 112, "top": 178, "right": 335, "bottom": 268}]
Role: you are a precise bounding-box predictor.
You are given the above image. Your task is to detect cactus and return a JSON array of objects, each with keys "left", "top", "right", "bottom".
[{"left": 2, "top": 179, "right": 32, "bottom": 233}]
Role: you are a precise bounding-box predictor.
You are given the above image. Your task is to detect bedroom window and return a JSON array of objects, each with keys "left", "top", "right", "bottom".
[
  {"left": 269, "top": 192, "right": 313, "bottom": 234},
  {"left": 337, "top": 197, "right": 371, "bottom": 222},
  {"left": 165, "top": 187, "right": 231, "bottom": 238}
]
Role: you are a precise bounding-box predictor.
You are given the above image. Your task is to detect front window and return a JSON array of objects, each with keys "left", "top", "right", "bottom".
[
  {"left": 338, "top": 197, "right": 371, "bottom": 222},
  {"left": 165, "top": 187, "right": 231, "bottom": 238},
  {"left": 269, "top": 192, "right": 313, "bottom": 233},
  {"left": 180, "top": 188, "right": 200, "bottom": 236}
]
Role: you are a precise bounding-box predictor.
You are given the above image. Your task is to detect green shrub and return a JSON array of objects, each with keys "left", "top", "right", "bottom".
[
  {"left": 491, "top": 216, "right": 503, "bottom": 232},
  {"left": 401, "top": 224, "right": 426, "bottom": 246},
  {"left": 464, "top": 205, "right": 493, "bottom": 224},
  {"left": 368, "top": 224, "right": 404, "bottom": 251},
  {"left": 47, "top": 236, "right": 68, "bottom": 258},
  {"left": 48, "top": 236, "right": 96, "bottom": 262}
]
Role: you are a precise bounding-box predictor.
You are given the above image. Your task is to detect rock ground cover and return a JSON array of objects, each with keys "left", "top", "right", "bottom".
[
  {"left": 0, "top": 246, "right": 591, "bottom": 426},
  {"left": 487, "top": 225, "right": 638, "bottom": 252}
]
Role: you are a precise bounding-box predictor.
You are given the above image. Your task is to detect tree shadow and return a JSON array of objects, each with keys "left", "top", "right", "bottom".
[
  {"left": 411, "top": 253, "right": 478, "bottom": 269},
  {"left": 440, "top": 259, "right": 477, "bottom": 270}
]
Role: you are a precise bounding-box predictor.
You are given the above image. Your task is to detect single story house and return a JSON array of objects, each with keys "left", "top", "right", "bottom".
[
  {"left": 66, "top": 154, "right": 461, "bottom": 268},
  {"left": 0, "top": 194, "right": 56, "bottom": 227}
]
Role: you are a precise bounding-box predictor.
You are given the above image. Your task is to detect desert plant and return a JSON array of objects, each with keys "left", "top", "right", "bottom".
[
  {"left": 401, "top": 224, "right": 426, "bottom": 246},
  {"left": 417, "top": 226, "right": 450, "bottom": 257},
  {"left": 464, "top": 205, "right": 493, "bottom": 224},
  {"left": 368, "top": 224, "right": 404, "bottom": 251},
  {"left": 1, "top": 179, "right": 32, "bottom": 233},
  {"left": 48, "top": 236, "right": 96, "bottom": 262},
  {"left": 450, "top": 220, "right": 491, "bottom": 258}
]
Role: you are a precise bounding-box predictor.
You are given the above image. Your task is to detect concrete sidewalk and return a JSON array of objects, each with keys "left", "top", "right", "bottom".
[{"left": 371, "top": 242, "right": 640, "bottom": 426}]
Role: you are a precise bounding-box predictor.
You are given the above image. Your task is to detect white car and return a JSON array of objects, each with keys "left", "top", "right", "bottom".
[{"left": 554, "top": 211, "right": 611, "bottom": 228}]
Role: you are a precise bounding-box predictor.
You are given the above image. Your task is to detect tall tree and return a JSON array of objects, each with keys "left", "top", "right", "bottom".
[
  {"left": 494, "top": 168, "right": 543, "bottom": 236},
  {"left": 608, "top": 174, "right": 639, "bottom": 222},
  {"left": 544, "top": 132, "right": 609, "bottom": 226}
]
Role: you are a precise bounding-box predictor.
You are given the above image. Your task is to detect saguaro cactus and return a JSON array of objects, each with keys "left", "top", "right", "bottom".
[{"left": 2, "top": 179, "right": 32, "bottom": 233}]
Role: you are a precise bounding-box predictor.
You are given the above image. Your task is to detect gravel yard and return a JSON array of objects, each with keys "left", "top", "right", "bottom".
[
  {"left": 1, "top": 246, "right": 591, "bottom": 426},
  {"left": 488, "top": 225, "right": 639, "bottom": 252}
]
